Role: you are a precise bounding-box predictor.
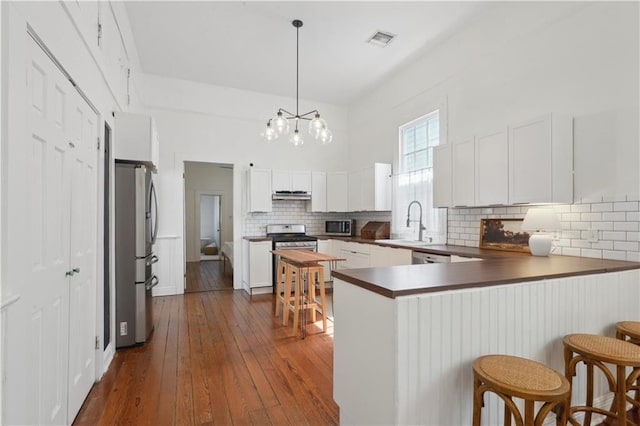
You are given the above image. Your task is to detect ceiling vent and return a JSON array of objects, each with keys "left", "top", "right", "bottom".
[{"left": 367, "top": 30, "right": 396, "bottom": 47}]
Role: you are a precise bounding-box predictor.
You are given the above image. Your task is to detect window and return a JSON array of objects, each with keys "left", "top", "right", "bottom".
[{"left": 392, "top": 111, "right": 447, "bottom": 242}]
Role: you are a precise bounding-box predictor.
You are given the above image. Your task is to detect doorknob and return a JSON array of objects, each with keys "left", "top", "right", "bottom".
[
  {"left": 72, "top": 267, "right": 80, "bottom": 274},
  {"left": 65, "top": 267, "right": 80, "bottom": 277}
]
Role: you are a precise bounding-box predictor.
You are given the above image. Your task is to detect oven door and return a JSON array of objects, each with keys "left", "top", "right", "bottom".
[{"left": 272, "top": 243, "right": 317, "bottom": 293}]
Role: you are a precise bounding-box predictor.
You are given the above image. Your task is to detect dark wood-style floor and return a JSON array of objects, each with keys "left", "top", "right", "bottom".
[
  {"left": 185, "top": 260, "right": 233, "bottom": 293},
  {"left": 73, "top": 271, "right": 337, "bottom": 425}
]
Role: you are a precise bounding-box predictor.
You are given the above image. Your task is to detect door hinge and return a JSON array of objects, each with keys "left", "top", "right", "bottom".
[
  {"left": 97, "top": 23, "right": 103, "bottom": 46},
  {"left": 95, "top": 336, "right": 100, "bottom": 350},
  {"left": 126, "top": 68, "right": 131, "bottom": 106},
  {"left": 97, "top": 136, "right": 101, "bottom": 151}
]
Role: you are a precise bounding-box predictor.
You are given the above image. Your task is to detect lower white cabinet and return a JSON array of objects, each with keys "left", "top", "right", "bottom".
[
  {"left": 370, "top": 245, "right": 412, "bottom": 267},
  {"left": 339, "top": 241, "right": 371, "bottom": 269},
  {"left": 317, "top": 239, "right": 332, "bottom": 282},
  {"left": 242, "top": 240, "right": 272, "bottom": 292}
]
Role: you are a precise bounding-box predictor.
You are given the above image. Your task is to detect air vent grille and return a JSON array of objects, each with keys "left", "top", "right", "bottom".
[{"left": 367, "top": 31, "right": 396, "bottom": 47}]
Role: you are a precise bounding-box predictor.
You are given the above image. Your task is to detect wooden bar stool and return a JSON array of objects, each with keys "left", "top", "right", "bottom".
[
  {"left": 285, "top": 262, "right": 327, "bottom": 336},
  {"left": 274, "top": 259, "right": 293, "bottom": 319},
  {"left": 473, "top": 355, "right": 570, "bottom": 426},
  {"left": 616, "top": 321, "right": 640, "bottom": 414},
  {"left": 563, "top": 334, "right": 640, "bottom": 426}
]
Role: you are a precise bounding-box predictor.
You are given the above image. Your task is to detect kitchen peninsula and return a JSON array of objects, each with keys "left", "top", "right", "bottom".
[{"left": 331, "top": 255, "right": 640, "bottom": 425}]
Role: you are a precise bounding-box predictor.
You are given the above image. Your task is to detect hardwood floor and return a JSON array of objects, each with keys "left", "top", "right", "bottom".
[
  {"left": 185, "top": 260, "right": 233, "bottom": 293},
  {"left": 73, "top": 291, "right": 337, "bottom": 425}
]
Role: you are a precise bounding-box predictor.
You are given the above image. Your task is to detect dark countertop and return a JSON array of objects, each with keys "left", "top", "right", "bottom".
[
  {"left": 332, "top": 255, "right": 640, "bottom": 299},
  {"left": 243, "top": 236, "right": 272, "bottom": 242}
]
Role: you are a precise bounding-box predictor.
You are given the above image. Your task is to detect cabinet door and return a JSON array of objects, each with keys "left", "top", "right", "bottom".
[
  {"left": 310, "top": 171, "right": 327, "bottom": 212},
  {"left": 348, "top": 170, "right": 363, "bottom": 212},
  {"left": 291, "top": 171, "right": 311, "bottom": 192},
  {"left": 114, "top": 112, "right": 158, "bottom": 168},
  {"left": 272, "top": 170, "right": 291, "bottom": 192},
  {"left": 249, "top": 241, "right": 272, "bottom": 288},
  {"left": 387, "top": 247, "right": 412, "bottom": 266},
  {"left": 327, "top": 172, "right": 349, "bottom": 212},
  {"left": 433, "top": 144, "right": 452, "bottom": 208},
  {"left": 374, "top": 163, "right": 392, "bottom": 211},
  {"left": 248, "top": 168, "right": 272, "bottom": 212},
  {"left": 509, "top": 115, "right": 552, "bottom": 204},
  {"left": 452, "top": 139, "right": 475, "bottom": 207},
  {"left": 475, "top": 129, "right": 508, "bottom": 206}
]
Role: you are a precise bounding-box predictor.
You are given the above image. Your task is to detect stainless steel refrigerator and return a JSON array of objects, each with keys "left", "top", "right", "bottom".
[{"left": 115, "top": 162, "right": 159, "bottom": 348}]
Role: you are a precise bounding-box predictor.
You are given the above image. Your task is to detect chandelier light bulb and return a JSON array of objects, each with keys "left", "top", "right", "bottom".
[
  {"left": 309, "top": 113, "right": 327, "bottom": 137},
  {"left": 289, "top": 129, "right": 304, "bottom": 147},
  {"left": 262, "top": 121, "right": 278, "bottom": 142},
  {"left": 272, "top": 111, "right": 290, "bottom": 135},
  {"left": 318, "top": 127, "right": 333, "bottom": 145}
]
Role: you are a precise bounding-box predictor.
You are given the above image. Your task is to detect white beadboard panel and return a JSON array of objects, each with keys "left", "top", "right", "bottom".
[
  {"left": 335, "top": 270, "right": 640, "bottom": 426},
  {"left": 153, "top": 235, "right": 183, "bottom": 296}
]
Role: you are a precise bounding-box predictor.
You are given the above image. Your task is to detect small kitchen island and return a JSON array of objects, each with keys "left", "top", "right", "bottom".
[{"left": 331, "top": 255, "right": 640, "bottom": 425}]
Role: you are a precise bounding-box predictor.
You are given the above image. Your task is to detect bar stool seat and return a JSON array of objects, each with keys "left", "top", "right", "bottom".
[
  {"left": 473, "top": 354, "right": 570, "bottom": 426},
  {"left": 617, "top": 321, "right": 640, "bottom": 345},
  {"left": 563, "top": 334, "right": 640, "bottom": 426}
]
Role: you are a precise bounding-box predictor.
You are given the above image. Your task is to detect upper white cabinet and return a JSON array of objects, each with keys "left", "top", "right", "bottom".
[
  {"left": 272, "top": 170, "right": 311, "bottom": 192},
  {"left": 348, "top": 163, "right": 392, "bottom": 212},
  {"left": 509, "top": 114, "right": 573, "bottom": 204},
  {"left": 247, "top": 168, "right": 272, "bottom": 212},
  {"left": 433, "top": 113, "right": 573, "bottom": 207},
  {"left": 433, "top": 144, "right": 452, "bottom": 208},
  {"left": 114, "top": 112, "right": 159, "bottom": 169},
  {"left": 327, "top": 172, "right": 349, "bottom": 212},
  {"left": 309, "top": 171, "right": 328, "bottom": 212},
  {"left": 452, "top": 139, "right": 475, "bottom": 207},
  {"left": 475, "top": 129, "right": 508, "bottom": 206}
]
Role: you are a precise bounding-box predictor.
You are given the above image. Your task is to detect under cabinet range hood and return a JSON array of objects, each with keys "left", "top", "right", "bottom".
[{"left": 272, "top": 190, "right": 311, "bottom": 200}]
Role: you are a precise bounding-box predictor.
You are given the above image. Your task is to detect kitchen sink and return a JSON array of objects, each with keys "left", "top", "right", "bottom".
[{"left": 374, "top": 239, "right": 437, "bottom": 248}]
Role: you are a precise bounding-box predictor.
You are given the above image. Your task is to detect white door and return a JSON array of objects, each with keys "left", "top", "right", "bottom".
[
  {"left": 4, "top": 34, "right": 97, "bottom": 425},
  {"left": 67, "top": 88, "right": 98, "bottom": 421}
]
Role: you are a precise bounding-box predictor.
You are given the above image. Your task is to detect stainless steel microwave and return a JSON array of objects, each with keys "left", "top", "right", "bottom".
[{"left": 325, "top": 220, "right": 356, "bottom": 236}]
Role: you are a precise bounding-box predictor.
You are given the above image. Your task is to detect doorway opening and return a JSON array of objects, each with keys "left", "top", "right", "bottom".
[
  {"left": 199, "top": 194, "right": 221, "bottom": 261},
  {"left": 184, "top": 161, "right": 233, "bottom": 293}
]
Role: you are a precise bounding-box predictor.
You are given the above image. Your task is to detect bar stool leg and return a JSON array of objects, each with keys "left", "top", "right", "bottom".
[
  {"left": 616, "top": 365, "right": 628, "bottom": 426},
  {"left": 282, "top": 264, "right": 294, "bottom": 326},
  {"left": 472, "top": 375, "right": 482, "bottom": 426},
  {"left": 274, "top": 260, "right": 285, "bottom": 317},
  {"left": 318, "top": 268, "right": 327, "bottom": 332},
  {"left": 586, "top": 363, "right": 594, "bottom": 426},
  {"left": 309, "top": 269, "right": 317, "bottom": 324},
  {"left": 292, "top": 266, "right": 301, "bottom": 333}
]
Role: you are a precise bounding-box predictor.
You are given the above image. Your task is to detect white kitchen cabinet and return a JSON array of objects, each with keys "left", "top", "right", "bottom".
[
  {"left": 370, "top": 245, "right": 412, "bottom": 267},
  {"left": 475, "top": 129, "right": 508, "bottom": 206},
  {"left": 272, "top": 170, "right": 311, "bottom": 192},
  {"left": 241, "top": 240, "right": 273, "bottom": 293},
  {"left": 452, "top": 139, "right": 475, "bottom": 207},
  {"left": 339, "top": 241, "right": 371, "bottom": 269},
  {"left": 348, "top": 163, "right": 392, "bottom": 212},
  {"left": 433, "top": 144, "right": 452, "bottom": 208},
  {"left": 317, "top": 239, "right": 332, "bottom": 283},
  {"left": 309, "top": 171, "right": 327, "bottom": 212},
  {"left": 327, "top": 171, "right": 349, "bottom": 212},
  {"left": 247, "top": 168, "right": 272, "bottom": 212},
  {"left": 114, "top": 112, "right": 160, "bottom": 169},
  {"left": 509, "top": 113, "right": 573, "bottom": 204}
]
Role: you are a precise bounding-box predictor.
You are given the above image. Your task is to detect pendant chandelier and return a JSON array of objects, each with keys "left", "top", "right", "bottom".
[{"left": 261, "top": 19, "right": 333, "bottom": 147}]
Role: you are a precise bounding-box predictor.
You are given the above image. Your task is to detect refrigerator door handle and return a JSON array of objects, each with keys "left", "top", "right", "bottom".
[
  {"left": 147, "top": 254, "right": 159, "bottom": 266},
  {"left": 150, "top": 181, "right": 159, "bottom": 245},
  {"left": 146, "top": 275, "right": 159, "bottom": 291}
]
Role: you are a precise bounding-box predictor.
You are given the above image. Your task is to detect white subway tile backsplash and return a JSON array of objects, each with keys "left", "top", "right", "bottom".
[
  {"left": 580, "top": 212, "right": 602, "bottom": 222},
  {"left": 603, "top": 212, "right": 627, "bottom": 221},
  {"left": 601, "top": 231, "right": 627, "bottom": 241},
  {"left": 614, "top": 201, "right": 639, "bottom": 212},
  {"left": 448, "top": 198, "right": 639, "bottom": 261},
  {"left": 614, "top": 241, "right": 639, "bottom": 251}
]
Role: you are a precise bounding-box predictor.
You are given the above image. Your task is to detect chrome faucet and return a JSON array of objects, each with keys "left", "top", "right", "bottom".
[{"left": 406, "top": 200, "right": 427, "bottom": 242}]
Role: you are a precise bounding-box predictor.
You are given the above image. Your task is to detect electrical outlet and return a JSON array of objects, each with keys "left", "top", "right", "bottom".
[
  {"left": 586, "top": 229, "right": 598, "bottom": 242},
  {"left": 120, "top": 322, "right": 128, "bottom": 336}
]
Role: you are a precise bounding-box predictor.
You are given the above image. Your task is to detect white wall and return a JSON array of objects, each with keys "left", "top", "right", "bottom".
[
  {"left": 184, "top": 162, "right": 233, "bottom": 262},
  {"left": 133, "top": 73, "right": 350, "bottom": 293},
  {"left": 348, "top": 2, "right": 639, "bottom": 201}
]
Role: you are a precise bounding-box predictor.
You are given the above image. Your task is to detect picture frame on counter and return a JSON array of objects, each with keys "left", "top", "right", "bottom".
[{"left": 479, "top": 218, "right": 531, "bottom": 253}]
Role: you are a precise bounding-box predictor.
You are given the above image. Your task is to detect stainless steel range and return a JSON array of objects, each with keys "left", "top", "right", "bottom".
[{"left": 267, "top": 224, "right": 318, "bottom": 293}]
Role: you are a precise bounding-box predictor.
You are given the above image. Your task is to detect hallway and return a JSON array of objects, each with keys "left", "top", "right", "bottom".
[{"left": 185, "top": 260, "right": 233, "bottom": 293}]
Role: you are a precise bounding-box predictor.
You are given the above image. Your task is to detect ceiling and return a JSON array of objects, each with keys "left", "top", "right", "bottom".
[{"left": 123, "top": 1, "right": 494, "bottom": 106}]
